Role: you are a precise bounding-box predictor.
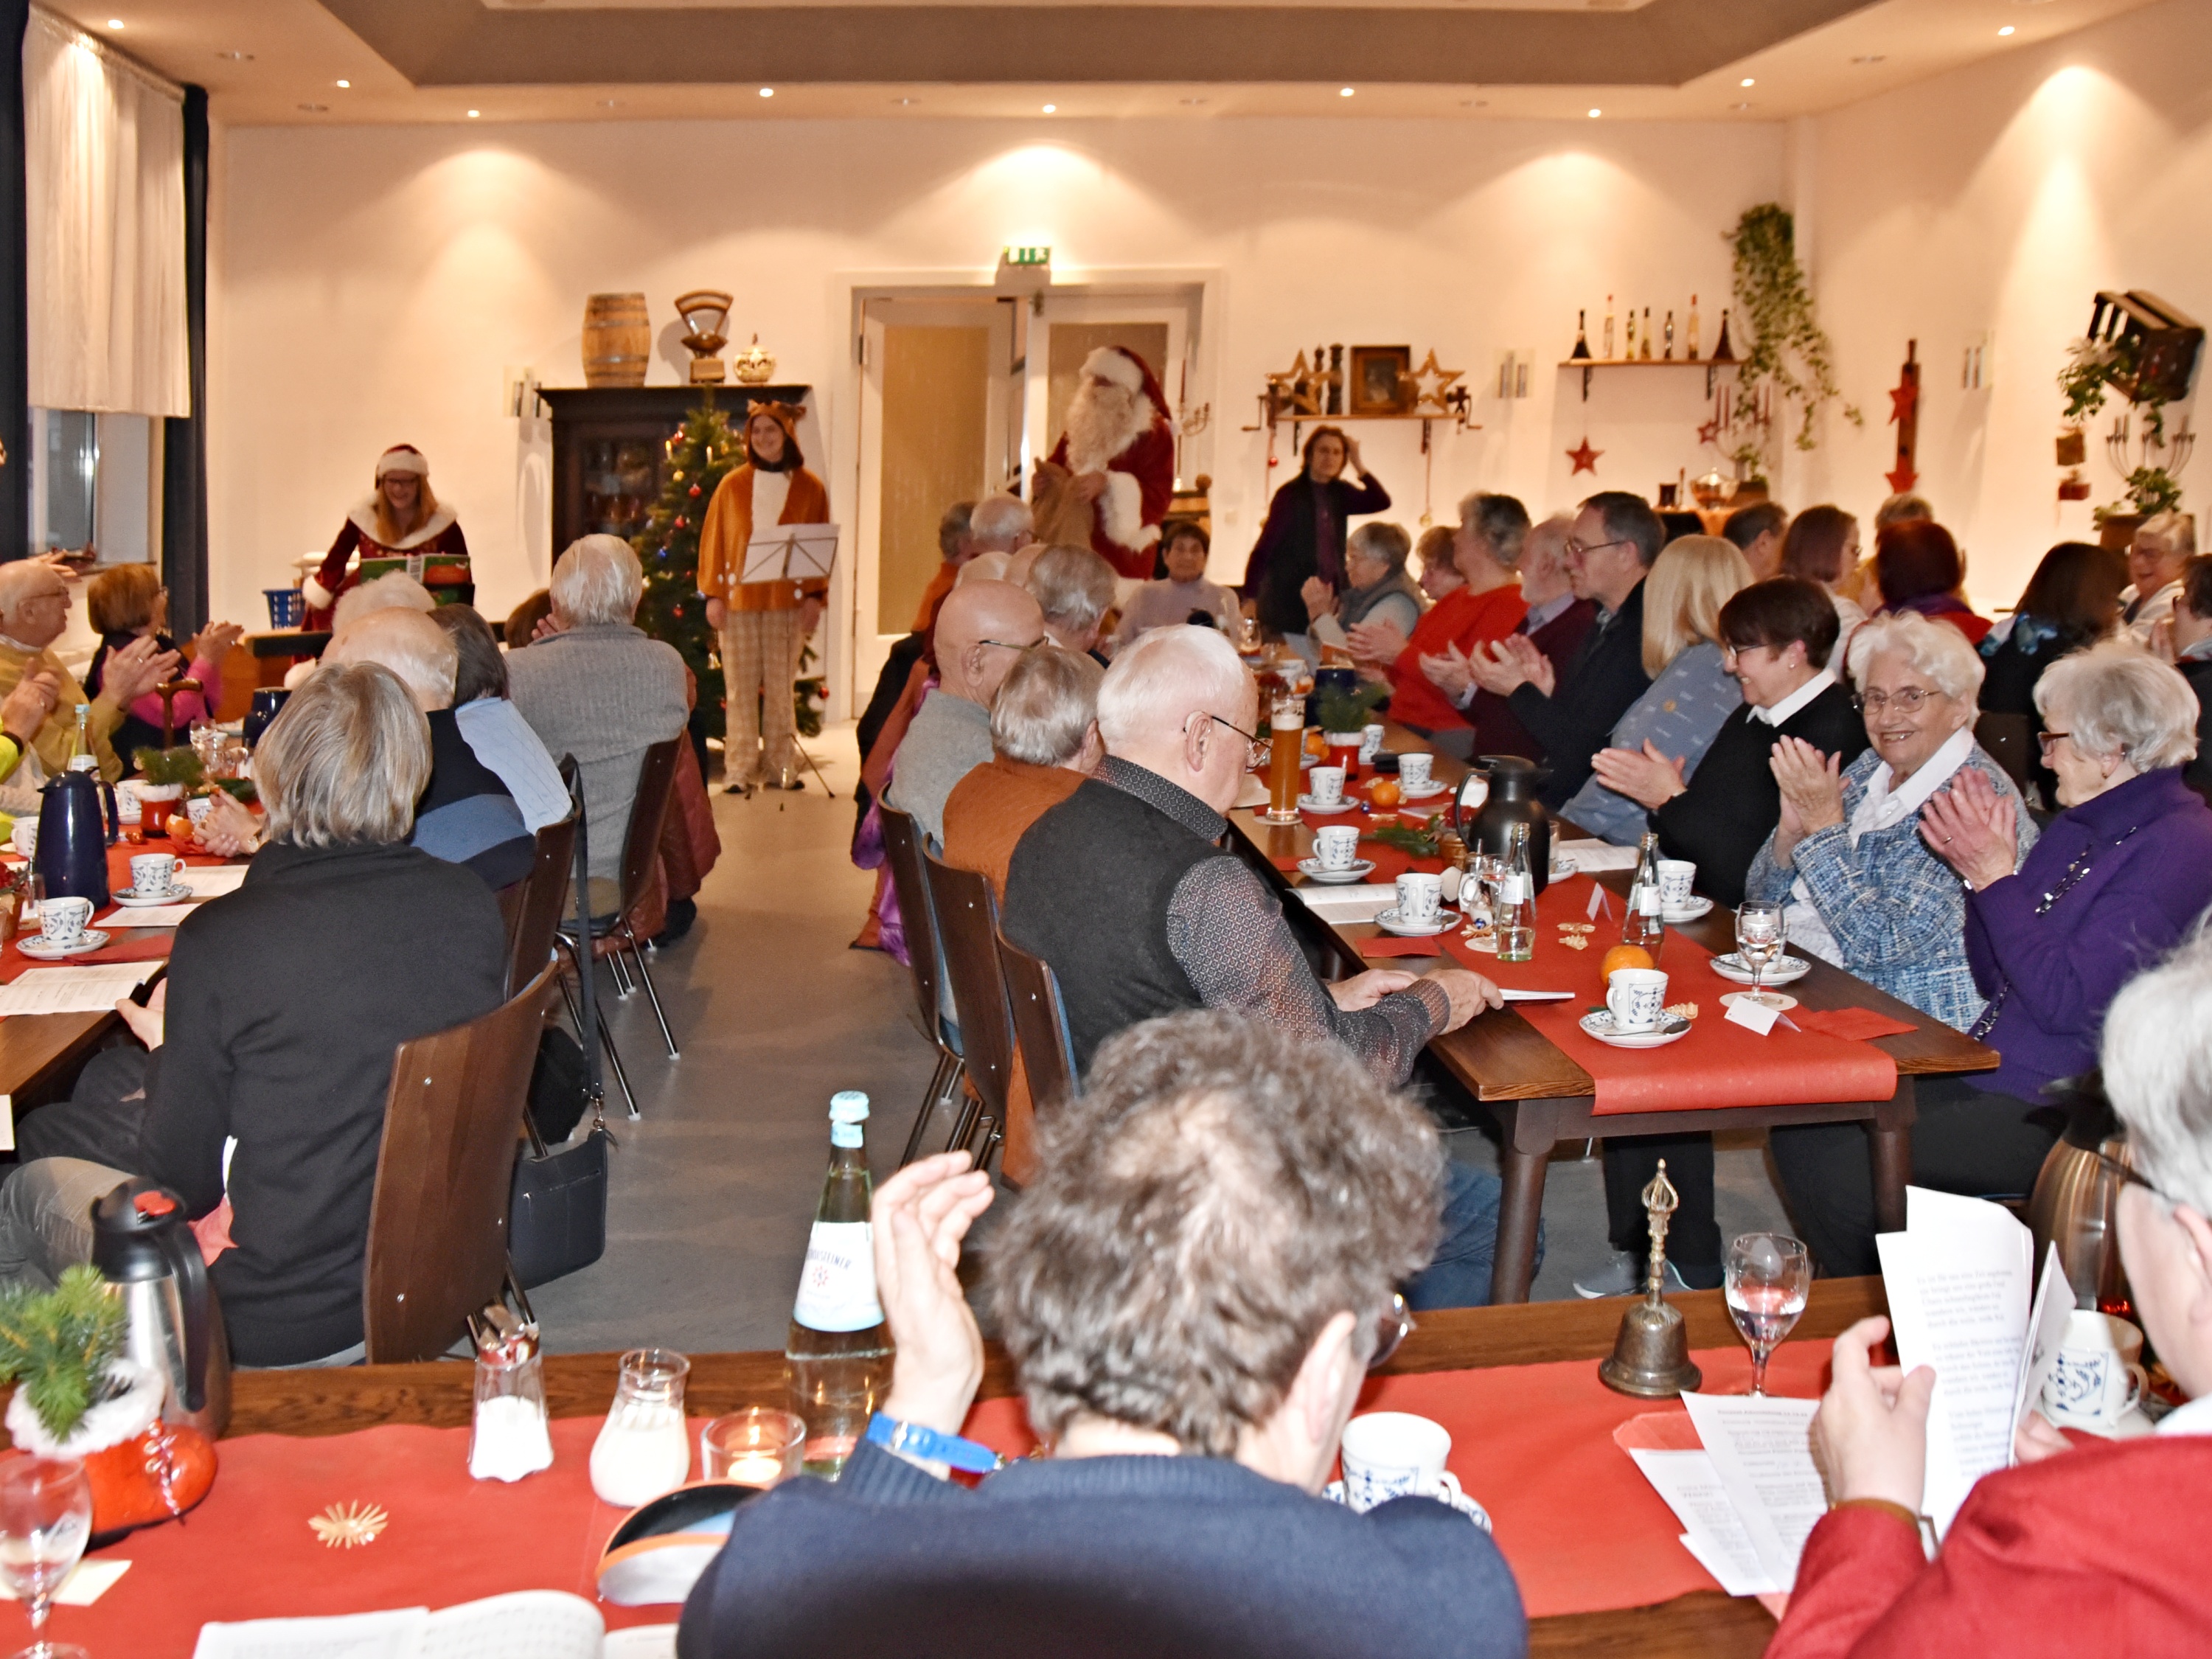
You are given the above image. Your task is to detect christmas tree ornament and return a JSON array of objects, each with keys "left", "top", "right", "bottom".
[{"left": 675, "top": 291, "right": 734, "bottom": 385}]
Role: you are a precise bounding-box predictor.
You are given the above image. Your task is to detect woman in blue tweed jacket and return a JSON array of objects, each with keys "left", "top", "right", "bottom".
[{"left": 1745, "top": 611, "right": 2039, "bottom": 1273}]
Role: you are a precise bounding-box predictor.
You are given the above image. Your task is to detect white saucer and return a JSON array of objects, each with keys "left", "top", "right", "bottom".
[
  {"left": 1579, "top": 1009, "right": 1691, "bottom": 1048},
  {"left": 1298, "top": 795, "right": 1358, "bottom": 815},
  {"left": 112, "top": 886, "right": 193, "bottom": 907},
  {"left": 19, "top": 929, "right": 112, "bottom": 959},
  {"left": 1721, "top": 989, "right": 1799, "bottom": 1012},
  {"left": 1298, "top": 858, "right": 1377, "bottom": 885},
  {"left": 1709, "top": 952, "right": 1812, "bottom": 987},
  {"left": 1375, "top": 907, "right": 1459, "bottom": 937},
  {"left": 1394, "top": 779, "right": 1450, "bottom": 801},
  {"left": 1662, "top": 897, "right": 1714, "bottom": 923},
  {"left": 1322, "top": 1479, "right": 1492, "bottom": 1532}
]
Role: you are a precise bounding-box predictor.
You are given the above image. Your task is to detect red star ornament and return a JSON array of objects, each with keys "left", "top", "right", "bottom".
[
  {"left": 1696, "top": 417, "right": 1721, "bottom": 448},
  {"left": 1567, "top": 436, "right": 1604, "bottom": 476},
  {"left": 1888, "top": 380, "right": 1919, "bottom": 426}
]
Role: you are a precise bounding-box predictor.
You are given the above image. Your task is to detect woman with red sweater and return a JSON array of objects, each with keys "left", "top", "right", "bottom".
[{"left": 1771, "top": 930, "right": 2212, "bottom": 1656}]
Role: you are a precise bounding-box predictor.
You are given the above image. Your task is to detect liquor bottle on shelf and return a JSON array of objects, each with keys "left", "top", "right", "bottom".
[
  {"left": 1603, "top": 296, "right": 1615, "bottom": 361},
  {"left": 786, "top": 1091, "right": 893, "bottom": 1478},
  {"left": 1686, "top": 294, "right": 1702, "bottom": 361},
  {"left": 1623, "top": 307, "right": 1637, "bottom": 361},
  {"left": 1622, "top": 832, "right": 1664, "bottom": 956},
  {"left": 1640, "top": 308, "right": 1654, "bottom": 361},
  {"left": 1498, "top": 823, "right": 1536, "bottom": 963},
  {"left": 1712, "top": 308, "right": 1735, "bottom": 362},
  {"left": 1572, "top": 310, "right": 1592, "bottom": 361},
  {"left": 1663, "top": 310, "right": 1676, "bottom": 360}
]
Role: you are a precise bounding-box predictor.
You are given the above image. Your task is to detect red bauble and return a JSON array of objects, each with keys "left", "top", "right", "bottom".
[
  {"left": 675, "top": 516, "right": 688, "bottom": 529},
  {"left": 689, "top": 484, "right": 702, "bottom": 498}
]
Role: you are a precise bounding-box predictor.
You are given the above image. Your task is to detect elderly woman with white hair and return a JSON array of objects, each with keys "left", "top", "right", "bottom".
[
  {"left": 1773, "top": 640, "right": 2212, "bottom": 1275},
  {"left": 1026, "top": 543, "right": 1119, "bottom": 663},
  {"left": 1767, "top": 930, "right": 2212, "bottom": 1654},
  {"left": 507, "top": 535, "right": 689, "bottom": 899}
]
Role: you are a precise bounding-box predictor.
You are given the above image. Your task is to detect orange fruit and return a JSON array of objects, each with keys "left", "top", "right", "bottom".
[
  {"left": 1368, "top": 777, "right": 1402, "bottom": 809},
  {"left": 1600, "top": 945, "right": 1655, "bottom": 984},
  {"left": 1304, "top": 729, "right": 1328, "bottom": 757}
]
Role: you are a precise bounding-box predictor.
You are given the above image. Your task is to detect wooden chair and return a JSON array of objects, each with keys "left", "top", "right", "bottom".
[
  {"left": 361, "top": 965, "right": 557, "bottom": 1363},
  {"left": 878, "top": 805, "right": 964, "bottom": 1166},
  {"left": 1975, "top": 712, "right": 2039, "bottom": 804},
  {"left": 997, "top": 928, "right": 1079, "bottom": 1116},
  {"left": 497, "top": 807, "right": 579, "bottom": 998},
  {"left": 559, "top": 737, "right": 685, "bottom": 1065},
  {"left": 919, "top": 851, "right": 1015, "bottom": 1171}
]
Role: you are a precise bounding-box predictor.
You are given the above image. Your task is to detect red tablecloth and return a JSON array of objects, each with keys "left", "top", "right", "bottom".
[
  {"left": 1441, "top": 874, "right": 1899, "bottom": 1115},
  {"left": 0, "top": 843, "right": 243, "bottom": 984},
  {"left": 52, "top": 1343, "right": 1834, "bottom": 1652}
]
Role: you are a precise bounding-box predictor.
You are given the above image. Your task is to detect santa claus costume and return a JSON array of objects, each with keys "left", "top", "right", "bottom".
[
  {"left": 1041, "top": 347, "right": 1175, "bottom": 581},
  {"left": 696, "top": 401, "right": 831, "bottom": 792},
  {"left": 303, "top": 445, "right": 470, "bottom": 628}
]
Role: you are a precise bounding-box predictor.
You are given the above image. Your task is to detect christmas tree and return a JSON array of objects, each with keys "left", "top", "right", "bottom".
[{"left": 632, "top": 394, "right": 742, "bottom": 740}]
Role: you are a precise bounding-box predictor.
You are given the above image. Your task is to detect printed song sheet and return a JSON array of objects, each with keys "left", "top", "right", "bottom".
[
  {"left": 174, "top": 864, "right": 250, "bottom": 898},
  {"left": 0, "top": 963, "right": 159, "bottom": 1015},
  {"left": 1679, "top": 1393, "right": 1827, "bottom": 1589},
  {"left": 1627, "top": 1449, "right": 1779, "bottom": 1596}
]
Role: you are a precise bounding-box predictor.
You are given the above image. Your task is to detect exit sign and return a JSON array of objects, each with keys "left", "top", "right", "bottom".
[{"left": 1003, "top": 246, "right": 1051, "bottom": 268}]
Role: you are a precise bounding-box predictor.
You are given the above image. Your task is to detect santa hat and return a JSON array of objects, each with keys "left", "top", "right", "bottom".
[
  {"left": 1082, "top": 347, "right": 1172, "bottom": 425},
  {"left": 375, "top": 445, "right": 428, "bottom": 481}
]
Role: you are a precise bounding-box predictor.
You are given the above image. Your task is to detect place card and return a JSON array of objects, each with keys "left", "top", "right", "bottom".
[
  {"left": 1725, "top": 998, "right": 1783, "bottom": 1036},
  {"left": 0, "top": 1558, "right": 128, "bottom": 1605}
]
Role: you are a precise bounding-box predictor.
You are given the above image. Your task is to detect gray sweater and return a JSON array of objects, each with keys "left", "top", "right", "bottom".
[
  {"left": 506, "top": 622, "right": 688, "bottom": 884},
  {"left": 885, "top": 687, "right": 993, "bottom": 850}
]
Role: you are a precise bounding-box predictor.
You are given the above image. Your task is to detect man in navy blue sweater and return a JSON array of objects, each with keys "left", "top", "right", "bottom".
[{"left": 680, "top": 1011, "right": 1528, "bottom": 1659}]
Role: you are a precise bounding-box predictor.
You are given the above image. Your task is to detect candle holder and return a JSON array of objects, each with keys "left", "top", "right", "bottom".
[{"left": 1599, "top": 1159, "right": 1704, "bottom": 1398}]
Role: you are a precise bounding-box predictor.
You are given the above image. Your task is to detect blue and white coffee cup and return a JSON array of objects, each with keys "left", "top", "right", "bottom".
[
  {"left": 1314, "top": 825, "right": 1362, "bottom": 871},
  {"left": 1339, "top": 1411, "right": 1461, "bottom": 1514},
  {"left": 2042, "top": 1310, "right": 2148, "bottom": 1432}
]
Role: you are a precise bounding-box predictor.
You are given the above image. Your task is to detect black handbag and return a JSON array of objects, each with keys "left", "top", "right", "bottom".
[{"left": 508, "top": 765, "right": 614, "bottom": 1290}]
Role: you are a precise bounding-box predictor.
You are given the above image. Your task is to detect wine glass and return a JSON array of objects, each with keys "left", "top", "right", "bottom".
[
  {"left": 0, "top": 1457, "right": 91, "bottom": 1659},
  {"left": 1725, "top": 1233, "right": 1811, "bottom": 1397},
  {"left": 1735, "top": 901, "right": 1787, "bottom": 1008}
]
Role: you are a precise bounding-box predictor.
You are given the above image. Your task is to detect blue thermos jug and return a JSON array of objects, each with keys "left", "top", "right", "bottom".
[{"left": 35, "top": 762, "right": 119, "bottom": 910}]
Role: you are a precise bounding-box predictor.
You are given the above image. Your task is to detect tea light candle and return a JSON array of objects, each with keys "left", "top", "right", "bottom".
[{"left": 718, "top": 1451, "right": 787, "bottom": 1488}]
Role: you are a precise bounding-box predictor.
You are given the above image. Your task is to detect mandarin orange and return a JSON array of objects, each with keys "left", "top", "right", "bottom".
[{"left": 1599, "top": 945, "right": 1655, "bottom": 983}]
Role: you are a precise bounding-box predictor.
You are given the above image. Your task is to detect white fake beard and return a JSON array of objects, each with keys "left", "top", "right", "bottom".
[{"left": 1063, "top": 380, "right": 1150, "bottom": 475}]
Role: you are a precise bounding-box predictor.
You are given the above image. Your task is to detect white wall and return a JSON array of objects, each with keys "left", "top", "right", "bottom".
[
  {"left": 1800, "top": 0, "right": 2212, "bottom": 610},
  {"left": 209, "top": 114, "right": 1783, "bottom": 703}
]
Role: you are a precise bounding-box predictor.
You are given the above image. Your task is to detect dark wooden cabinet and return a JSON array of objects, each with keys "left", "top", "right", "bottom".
[{"left": 541, "top": 385, "right": 813, "bottom": 555}]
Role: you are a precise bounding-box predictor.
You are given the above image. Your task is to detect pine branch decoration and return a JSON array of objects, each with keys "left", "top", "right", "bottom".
[{"left": 0, "top": 1266, "right": 125, "bottom": 1441}]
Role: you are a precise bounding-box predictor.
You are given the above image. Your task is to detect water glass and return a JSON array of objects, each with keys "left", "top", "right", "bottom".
[
  {"left": 1725, "top": 1233, "right": 1810, "bottom": 1397},
  {"left": 0, "top": 1456, "right": 91, "bottom": 1659},
  {"left": 1735, "top": 902, "right": 1787, "bottom": 1007}
]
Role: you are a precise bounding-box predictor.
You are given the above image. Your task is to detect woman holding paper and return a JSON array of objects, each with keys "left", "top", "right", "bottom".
[
  {"left": 1768, "top": 935, "right": 2212, "bottom": 1656},
  {"left": 697, "top": 402, "right": 831, "bottom": 794}
]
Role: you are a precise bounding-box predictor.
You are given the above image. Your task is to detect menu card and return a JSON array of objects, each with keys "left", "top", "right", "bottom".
[{"left": 192, "top": 1591, "right": 672, "bottom": 1659}]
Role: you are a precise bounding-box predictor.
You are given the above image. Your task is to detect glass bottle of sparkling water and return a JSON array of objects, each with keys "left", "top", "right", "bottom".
[
  {"left": 1497, "top": 823, "right": 1535, "bottom": 962},
  {"left": 785, "top": 1091, "right": 892, "bottom": 1478},
  {"left": 1622, "top": 832, "right": 1664, "bottom": 956}
]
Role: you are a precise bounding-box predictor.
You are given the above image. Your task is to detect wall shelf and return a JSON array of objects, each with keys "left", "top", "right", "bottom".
[{"left": 1559, "top": 358, "right": 1742, "bottom": 400}]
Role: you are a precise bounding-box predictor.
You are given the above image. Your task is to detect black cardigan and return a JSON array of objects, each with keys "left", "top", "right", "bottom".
[
  {"left": 1652, "top": 678, "right": 1869, "bottom": 908},
  {"left": 2182, "top": 656, "right": 2212, "bottom": 807},
  {"left": 1240, "top": 472, "right": 1391, "bottom": 636},
  {"left": 135, "top": 840, "right": 507, "bottom": 1366},
  {"left": 1506, "top": 580, "right": 1651, "bottom": 810}
]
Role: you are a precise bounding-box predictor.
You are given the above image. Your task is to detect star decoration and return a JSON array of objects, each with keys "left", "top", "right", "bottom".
[
  {"left": 1885, "top": 463, "right": 1919, "bottom": 494},
  {"left": 1567, "top": 436, "right": 1604, "bottom": 476},
  {"left": 1265, "top": 351, "right": 1323, "bottom": 417},
  {"left": 1405, "top": 350, "right": 1464, "bottom": 415},
  {"left": 1696, "top": 417, "right": 1722, "bottom": 448},
  {"left": 1888, "top": 381, "right": 1919, "bottom": 425},
  {"left": 310, "top": 1501, "right": 391, "bottom": 1549}
]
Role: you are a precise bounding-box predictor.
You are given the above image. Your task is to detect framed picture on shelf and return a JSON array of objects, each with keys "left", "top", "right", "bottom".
[{"left": 1349, "top": 346, "right": 1413, "bottom": 415}]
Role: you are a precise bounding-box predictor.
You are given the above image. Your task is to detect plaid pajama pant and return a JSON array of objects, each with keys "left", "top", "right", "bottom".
[{"left": 720, "top": 606, "right": 801, "bottom": 785}]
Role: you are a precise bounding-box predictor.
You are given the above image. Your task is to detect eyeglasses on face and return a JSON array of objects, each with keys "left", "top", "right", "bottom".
[
  {"left": 1368, "top": 1293, "right": 1416, "bottom": 1371},
  {"left": 1206, "top": 712, "right": 1272, "bottom": 770},
  {"left": 2037, "top": 729, "right": 2074, "bottom": 759},
  {"left": 1855, "top": 686, "right": 1938, "bottom": 714},
  {"left": 2087, "top": 1146, "right": 2169, "bottom": 1206},
  {"left": 1564, "top": 536, "right": 1632, "bottom": 560},
  {"left": 975, "top": 636, "right": 1046, "bottom": 655}
]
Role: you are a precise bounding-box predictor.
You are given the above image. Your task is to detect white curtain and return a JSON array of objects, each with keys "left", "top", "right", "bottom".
[{"left": 24, "top": 7, "right": 187, "bottom": 417}]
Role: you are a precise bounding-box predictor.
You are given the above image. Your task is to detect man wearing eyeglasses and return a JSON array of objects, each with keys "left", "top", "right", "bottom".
[
  {"left": 1465, "top": 492, "right": 1665, "bottom": 810},
  {"left": 884, "top": 578, "right": 1048, "bottom": 850}
]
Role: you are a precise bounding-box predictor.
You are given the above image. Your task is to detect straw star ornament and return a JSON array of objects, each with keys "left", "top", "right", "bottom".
[{"left": 310, "top": 1500, "right": 391, "bottom": 1549}]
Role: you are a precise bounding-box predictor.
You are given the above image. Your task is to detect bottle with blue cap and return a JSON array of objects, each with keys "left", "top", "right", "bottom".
[{"left": 785, "top": 1091, "right": 892, "bottom": 1476}]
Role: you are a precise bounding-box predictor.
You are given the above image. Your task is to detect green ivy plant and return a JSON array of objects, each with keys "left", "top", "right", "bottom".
[
  {"left": 2057, "top": 333, "right": 2183, "bottom": 521},
  {"left": 1725, "top": 204, "right": 1863, "bottom": 478},
  {"left": 0, "top": 1266, "right": 126, "bottom": 1441}
]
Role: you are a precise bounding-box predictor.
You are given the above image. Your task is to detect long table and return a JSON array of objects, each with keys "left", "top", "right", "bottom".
[
  {"left": 195, "top": 1279, "right": 1889, "bottom": 1656},
  {"left": 1222, "top": 731, "right": 1997, "bottom": 1302}
]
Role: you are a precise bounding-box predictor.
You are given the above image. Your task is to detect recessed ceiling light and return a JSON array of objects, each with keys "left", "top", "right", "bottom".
[
  {"left": 1740, "top": 77, "right": 1755, "bottom": 87},
  {"left": 1042, "top": 102, "right": 1056, "bottom": 112},
  {"left": 1340, "top": 86, "right": 1355, "bottom": 97},
  {"left": 759, "top": 87, "right": 774, "bottom": 97},
  {"left": 298, "top": 102, "right": 327, "bottom": 113},
  {"left": 106, "top": 18, "right": 122, "bottom": 29},
  {"left": 1997, "top": 24, "right": 2015, "bottom": 35},
  {"left": 1851, "top": 53, "right": 1886, "bottom": 63},
  {"left": 1732, "top": 102, "right": 1753, "bottom": 111},
  {"left": 1180, "top": 97, "right": 1207, "bottom": 105},
  {"left": 599, "top": 99, "right": 622, "bottom": 107},
  {"left": 466, "top": 109, "right": 480, "bottom": 118},
  {"left": 335, "top": 79, "right": 349, "bottom": 88},
  {"left": 215, "top": 49, "right": 252, "bottom": 60},
  {"left": 889, "top": 97, "right": 917, "bottom": 105},
  {"left": 1461, "top": 98, "right": 1488, "bottom": 108},
  {"left": 1587, "top": 107, "right": 1601, "bottom": 118}
]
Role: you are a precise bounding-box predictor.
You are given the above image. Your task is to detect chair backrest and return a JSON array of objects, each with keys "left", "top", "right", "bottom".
[
  {"left": 617, "top": 737, "right": 686, "bottom": 918},
  {"left": 362, "top": 965, "right": 556, "bottom": 1363},
  {"left": 1975, "top": 711, "right": 2038, "bottom": 799},
  {"left": 997, "top": 928, "right": 1078, "bottom": 1116},
  {"left": 878, "top": 804, "right": 949, "bottom": 1047},
  {"left": 501, "top": 809, "right": 579, "bottom": 997},
  {"left": 920, "top": 852, "right": 1016, "bottom": 1121}
]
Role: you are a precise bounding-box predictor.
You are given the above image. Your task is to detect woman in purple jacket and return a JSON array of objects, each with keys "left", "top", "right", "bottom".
[{"left": 1781, "top": 640, "right": 2212, "bottom": 1275}]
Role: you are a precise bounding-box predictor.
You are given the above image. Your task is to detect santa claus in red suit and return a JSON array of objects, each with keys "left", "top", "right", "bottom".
[
  {"left": 1041, "top": 347, "right": 1175, "bottom": 580},
  {"left": 302, "top": 445, "right": 470, "bottom": 627}
]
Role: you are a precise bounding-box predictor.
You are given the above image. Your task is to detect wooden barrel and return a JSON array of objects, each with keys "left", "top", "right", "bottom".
[{"left": 581, "top": 293, "right": 650, "bottom": 387}]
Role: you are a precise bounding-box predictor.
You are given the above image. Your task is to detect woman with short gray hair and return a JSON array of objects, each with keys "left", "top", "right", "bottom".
[
  {"left": 1026, "top": 544, "right": 1119, "bottom": 660},
  {"left": 1307, "top": 522, "right": 1422, "bottom": 653}
]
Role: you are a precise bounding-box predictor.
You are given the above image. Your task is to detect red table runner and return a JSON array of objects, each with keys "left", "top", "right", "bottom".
[
  {"left": 1441, "top": 874, "right": 1899, "bottom": 1115},
  {"left": 48, "top": 1344, "right": 1833, "bottom": 1652},
  {"left": 0, "top": 843, "right": 243, "bottom": 984}
]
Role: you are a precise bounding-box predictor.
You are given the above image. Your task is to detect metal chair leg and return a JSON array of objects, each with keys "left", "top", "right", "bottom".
[
  {"left": 557, "top": 934, "right": 639, "bottom": 1119},
  {"left": 899, "top": 1052, "right": 964, "bottom": 1169},
  {"left": 622, "top": 922, "right": 680, "bottom": 1059},
  {"left": 945, "top": 1086, "right": 984, "bottom": 1159},
  {"left": 608, "top": 947, "right": 634, "bottom": 997}
]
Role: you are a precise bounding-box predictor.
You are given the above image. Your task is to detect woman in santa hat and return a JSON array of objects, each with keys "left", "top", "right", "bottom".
[
  {"left": 303, "top": 445, "right": 470, "bottom": 627},
  {"left": 697, "top": 403, "right": 831, "bottom": 793}
]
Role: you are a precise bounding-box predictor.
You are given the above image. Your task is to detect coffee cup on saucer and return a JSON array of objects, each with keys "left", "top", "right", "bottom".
[
  {"left": 39, "top": 895, "right": 93, "bottom": 949},
  {"left": 11, "top": 819, "right": 35, "bottom": 863},
  {"left": 1360, "top": 723, "right": 1385, "bottom": 763},
  {"left": 1339, "top": 1412, "right": 1464, "bottom": 1514},
  {"left": 1395, "top": 872, "right": 1443, "bottom": 927},
  {"left": 185, "top": 794, "right": 218, "bottom": 835},
  {"left": 1307, "top": 766, "right": 1346, "bottom": 809},
  {"left": 1313, "top": 825, "right": 1362, "bottom": 872},
  {"left": 128, "top": 852, "right": 187, "bottom": 899},
  {"left": 2042, "top": 1310, "right": 2149, "bottom": 1433},
  {"left": 1656, "top": 859, "right": 1697, "bottom": 912},
  {"left": 1605, "top": 967, "right": 1669, "bottom": 1033},
  {"left": 1398, "top": 753, "right": 1435, "bottom": 794}
]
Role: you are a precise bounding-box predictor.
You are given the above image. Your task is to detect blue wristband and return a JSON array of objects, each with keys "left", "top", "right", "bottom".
[{"left": 866, "top": 1412, "right": 1005, "bottom": 1475}]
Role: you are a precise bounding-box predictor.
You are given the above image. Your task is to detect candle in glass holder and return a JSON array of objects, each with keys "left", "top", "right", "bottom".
[{"left": 701, "top": 1408, "right": 806, "bottom": 1488}]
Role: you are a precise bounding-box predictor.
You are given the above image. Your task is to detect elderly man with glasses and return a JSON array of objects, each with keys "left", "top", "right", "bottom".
[
  {"left": 1465, "top": 491, "right": 1666, "bottom": 810},
  {"left": 884, "top": 578, "right": 1047, "bottom": 850},
  {"left": 999, "top": 625, "right": 1520, "bottom": 1309},
  {"left": 0, "top": 560, "right": 176, "bottom": 783}
]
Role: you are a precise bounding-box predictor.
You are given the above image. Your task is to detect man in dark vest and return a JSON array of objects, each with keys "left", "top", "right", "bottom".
[{"left": 1002, "top": 626, "right": 1520, "bottom": 1307}]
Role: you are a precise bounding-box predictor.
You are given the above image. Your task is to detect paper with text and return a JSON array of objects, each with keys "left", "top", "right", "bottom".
[
  {"left": 2014, "top": 1242, "right": 2074, "bottom": 1447},
  {"left": 1680, "top": 1392, "right": 1827, "bottom": 1589},
  {"left": 97, "top": 904, "right": 198, "bottom": 928},
  {"left": 174, "top": 864, "right": 250, "bottom": 897},
  {"left": 192, "top": 1591, "right": 671, "bottom": 1659},
  {"left": 1628, "top": 1448, "right": 1780, "bottom": 1596},
  {"left": 0, "top": 963, "right": 160, "bottom": 1015}
]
